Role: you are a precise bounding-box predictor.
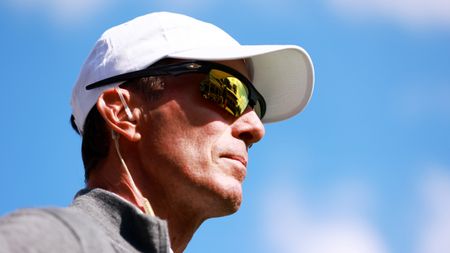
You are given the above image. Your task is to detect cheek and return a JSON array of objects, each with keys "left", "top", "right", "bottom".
[
  {"left": 138, "top": 79, "right": 233, "bottom": 177},
  {"left": 141, "top": 99, "right": 222, "bottom": 166}
]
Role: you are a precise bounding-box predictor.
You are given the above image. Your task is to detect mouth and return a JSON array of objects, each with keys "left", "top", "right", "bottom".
[
  {"left": 220, "top": 154, "right": 248, "bottom": 182},
  {"left": 221, "top": 154, "right": 248, "bottom": 167}
]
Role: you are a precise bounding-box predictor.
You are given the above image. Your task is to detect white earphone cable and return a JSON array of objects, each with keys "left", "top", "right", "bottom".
[{"left": 112, "top": 87, "right": 154, "bottom": 216}]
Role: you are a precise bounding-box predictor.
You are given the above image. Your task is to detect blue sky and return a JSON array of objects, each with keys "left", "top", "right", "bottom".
[{"left": 1, "top": 1, "right": 450, "bottom": 253}]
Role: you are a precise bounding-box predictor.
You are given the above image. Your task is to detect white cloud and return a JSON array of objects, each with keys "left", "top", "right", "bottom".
[
  {"left": 50, "top": 0, "right": 111, "bottom": 22},
  {"left": 2, "top": 0, "right": 113, "bottom": 25},
  {"left": 241, "top": 0, "right": 300, "bottom": 15},
  {"left": 416, "top": 166, "right": 450, "bottom": 253},
  {"left": 393, "top": 81, "right": 450, "bottom": 123},
  {"left": 261, "top": 180, "right": 389, "bottom": 253},
  {"left": 328, "top": 0, "right": 450, "bottom": 30},
  {"left": 152, "top": 0, "right": 214, "bottom": 12}
]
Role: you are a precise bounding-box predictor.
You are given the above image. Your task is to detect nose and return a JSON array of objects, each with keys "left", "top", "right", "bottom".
[{"left": 231, "top": 108, "right": 265, "bottom": 148}]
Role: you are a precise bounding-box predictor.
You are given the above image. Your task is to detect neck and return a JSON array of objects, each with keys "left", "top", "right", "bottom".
[
  {"left": 168, "top": 217, "right": 203, "bottom": 253},
  {"left": 87, "top": 165, "right": 150, "bottom": 214},
  {"left": 88, "top": 152, "right": 204, "bottom": 253},
  {"left": 133, "top": 172, "right": 206, "bottom": 253}
]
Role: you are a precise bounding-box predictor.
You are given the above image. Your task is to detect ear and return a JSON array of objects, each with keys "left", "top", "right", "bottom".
[{"left": 97, "top": 88, "right": 141, "bottom": 142}]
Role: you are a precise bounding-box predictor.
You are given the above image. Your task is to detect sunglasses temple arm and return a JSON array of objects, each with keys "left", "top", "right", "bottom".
[
  {"left": 85, "top": 63, "right": 206, "bottom": 90},
  {"left": 86, "top": 69, "right": 171, "bottom": 90}
]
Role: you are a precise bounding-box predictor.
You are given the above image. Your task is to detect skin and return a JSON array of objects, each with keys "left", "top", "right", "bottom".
[{"left": 89, "top": 59, "right": 265, "bottom": 253}]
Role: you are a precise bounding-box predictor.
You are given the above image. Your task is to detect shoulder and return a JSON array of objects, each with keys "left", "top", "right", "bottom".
[{"left": 0, "top": 207, "right": 113, "bottom": 253}]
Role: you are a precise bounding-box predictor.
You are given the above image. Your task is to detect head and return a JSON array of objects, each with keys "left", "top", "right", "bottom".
[
  {"left": 70, "top": 12, "right": 314, "bottom": 217},
  {"left": 119, "top": 59, "right": 265, "bottom": 215}
]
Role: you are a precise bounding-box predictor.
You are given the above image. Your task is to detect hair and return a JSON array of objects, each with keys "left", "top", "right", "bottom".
[{"left": 71, "top": 76, "right": 166, "bottom": 181}]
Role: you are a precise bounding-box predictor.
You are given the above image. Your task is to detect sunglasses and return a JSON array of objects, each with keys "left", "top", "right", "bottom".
[{"left": 86, "top": 60, "right": 266, "bottom": 119}]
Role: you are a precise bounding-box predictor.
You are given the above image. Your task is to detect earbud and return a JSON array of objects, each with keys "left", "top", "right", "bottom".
[
  {"left": 124, "top": 107, "right": 134, "bottom": 122},
  {"left": 111, "top": 129, "right": 119, "bottom": 140},
  {"left": 115, "top": 87, "right": 134, "bottom": 122}
]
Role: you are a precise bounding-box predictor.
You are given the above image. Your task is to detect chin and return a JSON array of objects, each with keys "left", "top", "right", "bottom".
[
  {"left": 200, "top": 173, "right": 245, "bottom": 217},
  {"left": 209, "top": 200, "right": 241, "bottom": 218},
  {"left": 211, "top": 185, "right": 243, "bottom": 217},
  {"left": 227, "top": 199, "right": 242, "bottom": 215}
]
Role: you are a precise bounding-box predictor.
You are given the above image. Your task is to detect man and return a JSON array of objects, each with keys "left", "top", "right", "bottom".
[{"left": 0, "top": 12, "right": 314, "bottom": 253}]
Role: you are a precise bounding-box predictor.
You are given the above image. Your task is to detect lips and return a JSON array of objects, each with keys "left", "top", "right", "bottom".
[
  {"left": 221, "top": 154, "right": 248, "bottom": 167},
  {"left": 220, "top": 154, "right": 248, "bottom": 182}
]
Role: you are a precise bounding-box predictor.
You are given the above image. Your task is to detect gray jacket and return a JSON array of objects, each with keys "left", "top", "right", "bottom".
[{"left": 0, "top": 188, "right": 171, "bottom": 253}]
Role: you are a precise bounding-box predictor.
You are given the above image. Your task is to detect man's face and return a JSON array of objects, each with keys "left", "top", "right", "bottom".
[{"left": 134, "top": 59, "right": 265, "bottom": 218}]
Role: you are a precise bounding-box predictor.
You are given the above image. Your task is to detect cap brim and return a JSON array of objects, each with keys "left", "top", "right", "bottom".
[{"left": 169, "top": 45, "right": 314, "bottom": 123}]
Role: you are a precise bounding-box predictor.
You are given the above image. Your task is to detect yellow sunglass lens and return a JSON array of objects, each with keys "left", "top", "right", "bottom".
[{"left": 200, "top": 69, "right": 250, "bottom": 117}]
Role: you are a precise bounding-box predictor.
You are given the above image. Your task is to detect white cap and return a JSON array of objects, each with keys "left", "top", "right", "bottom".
[{"left": 71, "top": 12, "right": 314, "bottom": 134}]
